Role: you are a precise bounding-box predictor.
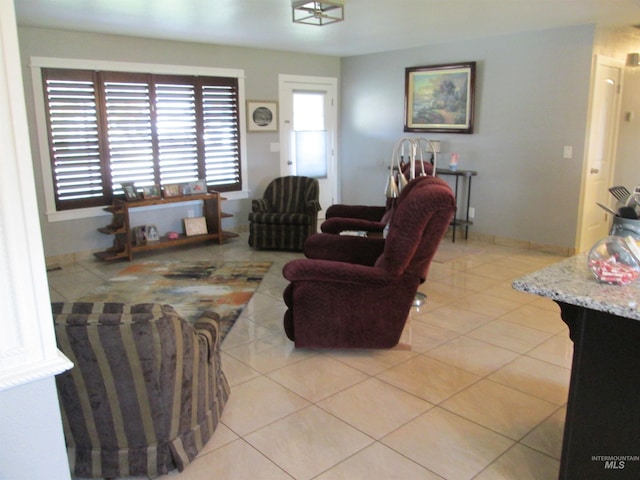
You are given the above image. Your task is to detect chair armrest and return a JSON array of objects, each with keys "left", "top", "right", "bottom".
[
  {"left": 303, "top": 233, "right": 385, "bottom": 265},
  {"left": 193, "top": 310, "right": 221, "bottom": 361},
  {"left": 320, "top": 217, "right": 386, "bottom": 235},
  {"left": 305, "top": 200, "right": 322, "bottom": 214},
  {"left": 252, "top": 199, "right": 272, "bottom": 213},
  {"left": 283, "top": 258, "right": 395, "bottom": 286},
  {"left": 325, "top": 204, "right": 387, "bottom": 221}
]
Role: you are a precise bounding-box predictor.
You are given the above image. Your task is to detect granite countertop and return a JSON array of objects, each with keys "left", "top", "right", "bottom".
[{"left": 513, "top": 253, "right": 640, "bottom": 320}]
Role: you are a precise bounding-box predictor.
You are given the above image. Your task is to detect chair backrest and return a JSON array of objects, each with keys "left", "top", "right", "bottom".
[
  {"left": 264, "top": 176, "right": 320, "bottom": 214},
  {"left": 51, "top": 302, "right": 225, "bottom": 477},
  {"left": 375, "top": 176, "right": 455, "bottom": 281},
  {"left": 401, "top": 160, "right": 434, "bottom": 179}
]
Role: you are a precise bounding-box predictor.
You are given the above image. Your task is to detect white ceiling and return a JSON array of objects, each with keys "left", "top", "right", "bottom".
[{"left": 14, "top": 0, "right": 640, "bottom": 57}]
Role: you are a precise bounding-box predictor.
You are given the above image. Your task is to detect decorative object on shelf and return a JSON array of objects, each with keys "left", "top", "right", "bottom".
[
  {"left": 449, "top": 152, "right": 459, "bottom": 171},
  {"left": 121, "top": 182, "right": 139, "bottom": 201},
  {"left": 142, "top": 184, "right": 161, "bottom": 199},
  {"left": 404, "top": 62, "right": 476, "bottom": 134},
  {"left": 186, "top": 179, "right": 207, "bottom": 195},
  {"left": 167, "top": 231, "right": 179, "bottom": 240},
  {"left": 184, "top": 217, "right": 208, "bottom": 236},
  {"left": 386, "top": 137, "right": 439, "bottom": 199},
  {"left": 291, "top": 0, "right": 344, "bottom": 26},
  {"left": 145, "top": 225, "right": 160, "bottom": 242},
  {"left": 132, "top": 226, "right": 147, "bottom": 246},
  {"left": 246, "top": 100, "right": 278, "bottom": 132},
  {"left": 163, "top": 184, "right": 182, "bottom": 198}
]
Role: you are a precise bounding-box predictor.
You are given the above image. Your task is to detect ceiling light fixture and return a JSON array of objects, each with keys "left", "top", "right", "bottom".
[{"left": 292, "top": 0, "right": 344, "bottom": 26}]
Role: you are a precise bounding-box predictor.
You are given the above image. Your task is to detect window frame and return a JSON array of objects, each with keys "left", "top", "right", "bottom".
[{"left": 30, "top": 57, "right": 248, "bottom": 222}]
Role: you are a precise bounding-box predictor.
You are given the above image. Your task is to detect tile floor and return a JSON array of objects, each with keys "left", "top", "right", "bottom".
[{"left": 48, "top": 233, "right": 572, "bottom": 480}]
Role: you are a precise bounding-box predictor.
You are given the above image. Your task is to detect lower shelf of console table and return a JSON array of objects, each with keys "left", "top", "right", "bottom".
[
  {"left": 95, "top": 191, "right": 237, "bottom": 261},
  {"left": 435, "top": 168, "right": 477, "bottom": 242}
]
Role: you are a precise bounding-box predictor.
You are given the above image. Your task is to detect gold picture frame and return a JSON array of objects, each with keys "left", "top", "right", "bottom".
[{"left": 404, "top": 62, "right": 476, "bottom": 134}]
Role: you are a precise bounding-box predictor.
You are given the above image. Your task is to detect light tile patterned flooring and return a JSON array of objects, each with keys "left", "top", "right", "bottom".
[{"left": 48, "top": 233, "right": 572, "bottom": 480}]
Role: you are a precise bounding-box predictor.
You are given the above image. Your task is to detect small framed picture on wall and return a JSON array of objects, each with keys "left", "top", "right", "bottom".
[{"left": 247, "top": 100, "right": 278, "bottom": 132}]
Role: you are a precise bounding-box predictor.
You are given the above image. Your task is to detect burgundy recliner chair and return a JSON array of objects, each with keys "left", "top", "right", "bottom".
[
  {"left": 320, "top": 161, "right": 434, "bottom": 235},
  {"left": 282, "top": 175, "right": 455, "bottom": 349}
]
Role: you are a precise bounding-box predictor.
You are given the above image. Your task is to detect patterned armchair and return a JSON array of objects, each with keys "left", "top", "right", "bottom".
[
  {"left": 283, "top": 176, "right": 455, "bottom": 349},
  {"left": 52, "top": 302, "right": 230, "bottom": 478},
  {"left": 248, "top": 175, "right": 321, "bottom": 251}
]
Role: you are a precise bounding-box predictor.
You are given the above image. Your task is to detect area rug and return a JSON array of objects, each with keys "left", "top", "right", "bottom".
[{"left": 78, "top": 260, "right": 272, "bottom": 341}]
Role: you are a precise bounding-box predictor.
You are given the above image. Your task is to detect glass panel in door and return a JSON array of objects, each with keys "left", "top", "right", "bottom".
[{"left": 292, "top": 91, "right": 327, "bottom": 178}]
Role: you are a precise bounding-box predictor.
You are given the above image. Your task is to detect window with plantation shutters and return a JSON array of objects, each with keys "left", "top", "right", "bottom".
[
  {"left": 41, "top": 68, "right": 242, "bottom": 211},
  {"left": 42, "top": 69, "right": 105, "bottom": 210}
]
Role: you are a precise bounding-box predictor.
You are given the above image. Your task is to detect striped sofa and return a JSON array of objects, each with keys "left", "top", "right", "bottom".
[
  {"left": 248, "top": 175, "right": 321, "bottom": 251},
  {"left": 52, "top": 302, "right": 230, "bottom": 478}
]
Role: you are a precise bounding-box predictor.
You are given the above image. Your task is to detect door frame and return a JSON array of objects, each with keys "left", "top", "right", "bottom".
[
  {"left": 278, "top": 74, "right": 339, "bottom": 213},
  {"left": 576, "top": 54, "right": 623, "bottom": 253}
]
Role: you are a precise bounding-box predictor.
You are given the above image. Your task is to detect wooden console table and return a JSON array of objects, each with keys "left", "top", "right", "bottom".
[
  {"left": 95, "top": 191, "right": 237, "bottom": 261},
  {"left": 436, "top": 168, "right": 477, "bottom": 242},
  {"left": 514, "top": 256, "right": 640, "bottom": 479}
]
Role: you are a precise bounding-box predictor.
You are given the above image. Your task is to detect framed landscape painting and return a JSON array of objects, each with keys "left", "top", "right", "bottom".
[{"left": 404, "top": 62, "right": 476, "bottom": 134}]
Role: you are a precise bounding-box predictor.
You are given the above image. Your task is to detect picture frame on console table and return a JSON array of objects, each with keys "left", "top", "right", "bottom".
[
  {"left": 186, "top": 179, "right": 207, "bottom": 195},
  {"left": 121, "top": 182, "right": 139, "bottom": 201},
  {"left": 132, "top": 226, "right": 147, "bottom": 246},
  {"left": 162, "top": 183, "right": 182, "bottom": 198},
  {"left": 404, "top": 62, "right": 476, "bottom": 134},
  {"left": 145, "top": 225, "right": 160, "bottom": 242},
  {"left": 142, "top": 184, "right": 161, "bottom": 199},
  {"left": 184, "top": 217, "right": 208, "bottom": 236}
]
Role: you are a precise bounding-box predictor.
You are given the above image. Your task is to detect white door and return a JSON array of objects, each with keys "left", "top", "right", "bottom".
[
  {"left": 279, "top": 75, "right": 338, "bottom": 220},
  {"left": 577, "top": 56, "right": 623, "bottom": 253}
]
